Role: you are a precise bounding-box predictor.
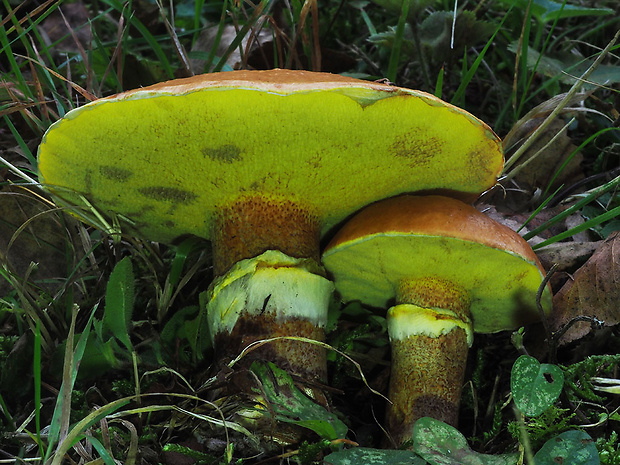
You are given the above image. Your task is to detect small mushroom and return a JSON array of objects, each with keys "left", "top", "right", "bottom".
[
  {"left": 322, "top": 195, "right": 552, "bottom": 445},
  {"left": 37, "top": 70, "right": 503, "bottom": 382}
]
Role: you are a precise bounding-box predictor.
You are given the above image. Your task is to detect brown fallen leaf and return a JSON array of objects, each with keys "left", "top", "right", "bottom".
[
  {"left": 505, "top": 118, "right": 584, "bottom": 199},
  {"left": 536, "top": 241, "right": 602, "bottom": 275},
  {"left": 550, "top": 231, "right": 620, "bottom": 345},
  {"left": 493, "top": 93, "right": 591, "bottom": 212}
]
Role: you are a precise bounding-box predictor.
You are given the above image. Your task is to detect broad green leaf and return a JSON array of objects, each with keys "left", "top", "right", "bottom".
[
  {"left": 413, "top": 417, "right": 519, "bottom": 465},
  {"left": 533, "top": 430, "right": 599, "bottom": 465},
  {"left": 324, "top": 447, "right": 426, "bottom": 465},
  {"left": 103, "top": 257, "right": 135, "bottom": 352},
  {"left": 159, "top": 304, "right": 209, "bottom": 363},
  {"left": 251, "top": 363, "right": 348, "bottom": 440},
  {"left": 497, "top": 0, "right": 613, "bottom": 23},
  {"left": 511, "top": 355, "right": 564, "bottom": 417},
  {"left": 419, "top": 11, "right": 495, "bottom": 61},
  {"left": 160, "top": 306, "right": 198, "bottom": 346}
]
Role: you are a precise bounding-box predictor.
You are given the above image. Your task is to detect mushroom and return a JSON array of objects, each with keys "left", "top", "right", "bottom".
[
  {"left": 37, "top": 69, "right": 503, "bottom": 382},
  {"left": 322, "top": 195, "right": 552, "bottom": 445}
]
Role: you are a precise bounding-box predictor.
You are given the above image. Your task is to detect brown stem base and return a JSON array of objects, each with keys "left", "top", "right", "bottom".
[{"left": 214, "top": 314, "right": 327, "bottom": 381}]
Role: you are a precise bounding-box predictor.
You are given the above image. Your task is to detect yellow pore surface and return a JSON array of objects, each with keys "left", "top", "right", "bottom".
[
  {"left": 322, "top": 196, "right": 552, "bottom": 333},
  {"left": 323, "top": 233, "right": 551, "bottom": 334},
  {"left": 38, "top": 81, "right": 502, "bottom": 243}
]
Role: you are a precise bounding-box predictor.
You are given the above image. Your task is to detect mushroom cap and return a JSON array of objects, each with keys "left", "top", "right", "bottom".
[
  {"left": 322, "top": 195, "right": 552, "bottom": 333},
  {"left": 38, "top": 69, "right": 503, "bottom": 244}
]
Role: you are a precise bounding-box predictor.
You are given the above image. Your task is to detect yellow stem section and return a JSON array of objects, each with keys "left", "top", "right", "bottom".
[
  {"left": 386, "top": 276, "right": 473, "bottom": 446},
  {"left": 387, "top": 313, "right": 469, "bottom": 445},
  {"left": 207, "top": 250, "right": 334, "bottom": 381}
]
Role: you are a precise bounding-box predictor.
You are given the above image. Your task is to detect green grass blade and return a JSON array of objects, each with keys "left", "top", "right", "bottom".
[
  {"left": 34, "top": 319, "right": 43, "bottom": 451},
  {"left": 518, "top": 185, "right": 563, "bottom": 233},
  {"left": 524, "top": 173, "right": 620, "bottom": 241},
  {"left": 505, "top": 29, "right": 620, "bottom": 172},
  {"left": 533, "top": 204, "right": 620, "bottom": 250},
  {"left": 193, "top": 0, "right": 207, "bottom": 46},
  {"left": 212, "top": 0, "right": 270, "bottom": 73},
  {"left": 3, "top": 116, "right": 38, "bottom": 168},
  {"left": 202, "top": 0, "right": 230, "bottom": 73},
  {"left": 45, "top": 305, "right": 98, "bottom": 459},
  {"left": 50, "top": 396, "right": 132, "bottom": 465},
  {"left": 84, "top": 435, "right": 117, "bottom": 465},
  {"left": 543, "top": 127, "right": 620, "bottom": 197},
  {"left": 98, "top": 0, "right": 174, "bottom": 79},
  {"left": 387, "top": 0, "right": 410, "bottom": 83},
  {"left": 434, "top": 66, "right": 444, "bottom": 98},
  {"left": 451, "top": 8, "right": 512, "bottom": 106}
]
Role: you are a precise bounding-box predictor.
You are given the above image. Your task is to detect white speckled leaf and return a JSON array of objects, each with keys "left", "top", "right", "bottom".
[
  {"left": 511, "top": 355, "right": 564, "bottom": 417},
  {"left": 533, "top": 431, "right": 599, "bottom": 465},
  {"left": 413, "top": 417, "right": 519, "bottom": 465},
  {"left": 324, "top": 447, "right": 426, "bottom": 465}
]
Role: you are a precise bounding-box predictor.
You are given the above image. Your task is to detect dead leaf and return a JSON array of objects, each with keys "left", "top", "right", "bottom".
[
  {"left": 550, "top": 231, "right": 620, "bottom": 345},
  {"left": 505, "top": 117, "right": 584, "bottom": 195},
  {"left": 536, "top": 241, "right": 601, "bottom": 274}
]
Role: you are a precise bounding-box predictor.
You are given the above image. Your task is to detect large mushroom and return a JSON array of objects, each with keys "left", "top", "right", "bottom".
[
  {"left": 322, "top": 195, "right": 552, "bottom": 445},
  {"left": 37, "top": 69, "right": 503, "bottom": 383}
]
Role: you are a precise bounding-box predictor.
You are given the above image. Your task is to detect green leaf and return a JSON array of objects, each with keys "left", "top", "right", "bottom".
[
  {"left": 251, "top": 363, "right": 348, "bottom": 440},
  {"left": 324, "top": 447, "right": 426, "bottom": 465},
  {"left": 419, "top": 11, "right": 495, "bottom": 61},
  {"left": 533, "top": 430, "right": 599, "bottom": 465},
  {"left": 507, "top": 44, "right": 620, "bottom": 87},
  {"left": 413, "top": 417, "right": 519, "bottom": 465},
  {"left": 496, "top": 0, "right": 613, "bottom": 23},
  {"left": 103, "top": 257, "right": 135, "bottom": 352},
  {"left": 511, "top": 355, "right": 564, "bottom": 417},
  {"left": 370, "top": 0, "right": 435, "bottom": 20}
]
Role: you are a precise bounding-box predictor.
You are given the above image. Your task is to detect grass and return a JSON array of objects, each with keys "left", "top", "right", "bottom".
[{"left": 1, "top": 0, "right": 620, "bottom": 463}]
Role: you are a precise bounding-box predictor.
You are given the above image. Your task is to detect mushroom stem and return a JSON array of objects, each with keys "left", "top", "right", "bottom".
[
  {"left": 386, "top": 277, "right": 473, "bottom": 445},
  {"left": 208, "top": 197, "right": 331, "bottom": 381},
  {"left": 213, "top": 196, "right": 320, "bottom": 275}
]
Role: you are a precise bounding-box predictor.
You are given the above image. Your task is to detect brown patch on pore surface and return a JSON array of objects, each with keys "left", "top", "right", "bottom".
[
  {"left": 397, "top": 277, "right": 471, "bottom": 323},
  {"left": 390, "top": 133, "right": 441, "bottom": 166},
  {"left": 213, "top": 312, "right": 327, "bottom": 381},
  {"left": 137, "top": 186, "right": 197, "bottom": 204},
  {"left": 99, "top": 166, "right": 133, "bottom": 182},
  {"left": 212, "top": 196, "right": 320, "bottom": 275},
  {"left": 202, "top": 144, "right": 243, "bottom": 163},
  {"left": 387, "top": 329, "right": 468, "bottom": 446}
]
